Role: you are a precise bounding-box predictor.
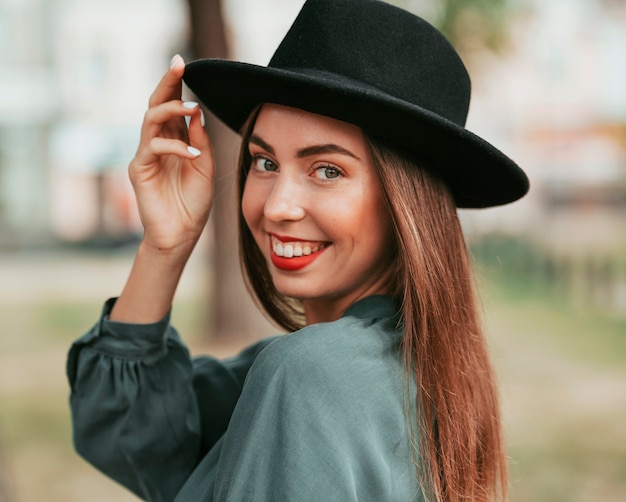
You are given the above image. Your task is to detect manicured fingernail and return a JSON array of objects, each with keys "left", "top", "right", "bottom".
[
  {"left": 187, "top": 146, "right": 201, "bottom": 157},
  {"left": 183, "top": 101, "right": 198, "bottom": 109},
  {"left": 169, "top": 54, "right": 183, "bottom": 70},
  {"left": 200, "top": 110, "right": 205, "bottom": 127}
]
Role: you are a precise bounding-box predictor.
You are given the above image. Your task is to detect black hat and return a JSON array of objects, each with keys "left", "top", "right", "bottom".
[{"left": 183, "top": 0, "right": 529, "bottom": 208}]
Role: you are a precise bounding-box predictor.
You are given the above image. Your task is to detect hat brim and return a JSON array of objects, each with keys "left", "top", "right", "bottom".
[{"left": 184, "top": 59, "right": 529, "bottom": 208}]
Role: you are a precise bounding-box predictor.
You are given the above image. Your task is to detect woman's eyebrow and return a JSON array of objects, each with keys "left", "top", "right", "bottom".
[
  {"left": 249, "top": 134, "right": 360, "bottom": 161},
  {"left": 249, "top": 134, "right": 274, "bottom": 155},
  {"left": 296, "top": 144, "right": 360, "bottom": 160}
]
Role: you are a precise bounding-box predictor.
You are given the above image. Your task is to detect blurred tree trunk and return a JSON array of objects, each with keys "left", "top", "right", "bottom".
[{"left": 186, "top": 0, "right": 274, "bottom": 341}]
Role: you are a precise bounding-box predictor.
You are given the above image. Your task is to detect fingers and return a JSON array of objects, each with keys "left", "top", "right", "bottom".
[
  {"left": 134, "top": 137, "right": 203, "bottom": 167},
  {"left": 148, "top": 54, "right": 185, "bottom": 108},
  {"left": 140, "top": 100, "right": 203, "bottom": 143},
  {"left": 135, "top": 108, "right": 210, "bottom": 164},
  {"left": 142, "top": 55, "right": 211, "bottom": 151},
  {"left": 187, "top": 103, "right": 212, "bottom": 153},
  {"left": 133, "top": 54, "right": 212, "bottom": 176}
]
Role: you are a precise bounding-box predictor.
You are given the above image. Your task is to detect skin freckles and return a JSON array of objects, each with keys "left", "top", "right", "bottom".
[{"left": 241, "top": 104, "right": 394, "bottom": 324}]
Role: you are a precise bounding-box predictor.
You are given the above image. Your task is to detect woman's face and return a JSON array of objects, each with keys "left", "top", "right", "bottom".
[{"left": 242, "top": 104, "right": 394, "bottom": 323}]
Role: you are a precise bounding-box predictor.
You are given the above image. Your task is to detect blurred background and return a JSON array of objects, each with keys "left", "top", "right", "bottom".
[{"left": 0, "top": 0, "right": 624, "bottom": 500}]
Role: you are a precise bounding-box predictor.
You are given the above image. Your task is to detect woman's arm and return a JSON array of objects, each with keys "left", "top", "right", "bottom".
[
  {"left": 68, "top": 303, "right": 276, "bottom": 502},
  {"left": 68, "top": 55, "right": 217, "bottom": 501},
  {"left": 111, "top": 54, "right": 214, "bottom": 324},
  {"left": 68, "top": 302, "right": 200, "bottom": 502}
]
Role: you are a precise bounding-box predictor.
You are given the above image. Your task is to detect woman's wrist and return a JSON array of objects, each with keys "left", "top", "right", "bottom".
[
  {"left": 109, "top": 238, "right": 196, "bottom": 324},
  {"left": 136, "top": 237, "right": 196, "bottom": 269},
  {"left": 138, "top": 230, "right": 202, "bottom": 261}
]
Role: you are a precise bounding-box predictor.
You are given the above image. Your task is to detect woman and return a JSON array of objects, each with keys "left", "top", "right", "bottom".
[{"left": 67, "top": 0, "right": 529, "bottom": 501}]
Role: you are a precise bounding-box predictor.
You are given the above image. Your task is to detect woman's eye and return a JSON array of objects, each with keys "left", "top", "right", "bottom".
[
  {"left": 252, "top": 157, "right": 278, "bottom": 172},
  {"left": 314, "top": 165, "right": 342, "bottom": 180}
]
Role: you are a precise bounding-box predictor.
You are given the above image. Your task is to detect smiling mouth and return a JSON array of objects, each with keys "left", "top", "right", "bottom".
[
  {"left": 271, "top": 235, "right": 329, "bottom": 258},
  {"left": 269, "top": 235, "right": 330, "bottom": 271}
]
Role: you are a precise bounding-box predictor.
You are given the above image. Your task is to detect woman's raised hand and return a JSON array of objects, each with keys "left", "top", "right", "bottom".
[
  {"left": 109, "top": 55, "right": 214, "bottom": 323},
  {"left": 130, "top": 54, "right": 214, "bottom": 255}
]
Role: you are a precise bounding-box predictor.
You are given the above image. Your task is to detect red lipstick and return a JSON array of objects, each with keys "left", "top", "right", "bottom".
[
  {"left": 268, "top": 234, "right": 329, "bottom": 271},
  {"left": 270, "top": 246, "right": 328, "bottom": 271}
]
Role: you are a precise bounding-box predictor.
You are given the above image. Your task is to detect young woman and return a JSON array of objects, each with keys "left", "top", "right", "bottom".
[{"left": 67, "top": 0, "right": 529, "bottom": 501}]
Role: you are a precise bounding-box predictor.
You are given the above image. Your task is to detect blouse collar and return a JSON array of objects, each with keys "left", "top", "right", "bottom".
[{"left": 342, "top": 295, "right": 399, "bottom": 322}]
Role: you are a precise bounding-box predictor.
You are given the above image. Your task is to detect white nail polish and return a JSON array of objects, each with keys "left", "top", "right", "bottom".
[
  {"left": 169, "top": 54, "right": 181, "bottom": 70},
  {"left": 187, "top": 146, "right": 201, "bottom": 157},
  {"left": 183, "top": 101, "right": 198, "bottom": 109},
  {"left": 200, "top": 110, "right": 205, "bottom": 127}
]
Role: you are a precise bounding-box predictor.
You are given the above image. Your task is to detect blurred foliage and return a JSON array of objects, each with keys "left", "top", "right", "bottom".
[
  {"left": 387, "top": 0, "right": 513, "bottom": 54},
  {"left": 474, "top": 238, "right": 626, "bottom": 366},
  {"left": 472, "top": 234, "right": 626, "bottom": 325}
]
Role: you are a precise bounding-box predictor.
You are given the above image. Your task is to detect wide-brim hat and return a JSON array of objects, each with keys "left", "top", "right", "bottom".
[{"left": 183, "top": 0, "right": 529, "bottom": 208}]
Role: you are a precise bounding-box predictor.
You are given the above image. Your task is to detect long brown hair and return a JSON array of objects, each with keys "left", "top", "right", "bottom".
[{"left": 236, "top": 109, "right": 507, "bottom": 501}]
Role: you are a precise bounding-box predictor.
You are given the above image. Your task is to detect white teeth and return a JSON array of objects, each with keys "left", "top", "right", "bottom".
[{"left": 272, "top": 238, "right": 326, "bottom": 258}]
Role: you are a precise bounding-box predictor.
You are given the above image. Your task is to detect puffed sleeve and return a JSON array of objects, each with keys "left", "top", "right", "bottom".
[{"left": 67, "top": 298, "right": 275, "bottom": 502}]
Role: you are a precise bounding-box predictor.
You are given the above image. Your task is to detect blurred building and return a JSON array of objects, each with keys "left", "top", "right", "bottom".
[
  {"left": 0, "top": 0, "right": 58, "bottom": 247},
  {"left": 464, "top": 0, "right": 626, "bottom": 312},
  {"left": 465, "top": 0, "right": 626, "bottom": 254},
  {"left": 0, "top": 0, "right": 187, "bottom": 247}
]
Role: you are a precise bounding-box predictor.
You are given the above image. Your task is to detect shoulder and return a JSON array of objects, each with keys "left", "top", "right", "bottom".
[
  {"left": 214, "top": 298, "right": 418, "bottom": 500},
  {"left": 248, "top": 301, "right": 404, "bottom": 401}
]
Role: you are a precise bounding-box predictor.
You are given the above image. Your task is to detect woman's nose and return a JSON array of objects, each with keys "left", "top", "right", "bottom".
[{"left": 263, "top": 174, "right": 306, "bottom": 222}]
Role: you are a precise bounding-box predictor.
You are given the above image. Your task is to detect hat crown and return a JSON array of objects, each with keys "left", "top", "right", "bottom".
[
  {"left": 269, "top": 0, "right": 471, "bottom": 126},
  {"left": 183, "top": 0, "right": 529, "bottom": 208}
]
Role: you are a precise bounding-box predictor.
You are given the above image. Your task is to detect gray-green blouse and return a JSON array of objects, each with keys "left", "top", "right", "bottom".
[{"left": 67, "top": 295, "right": 421, "bottom": 501}]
